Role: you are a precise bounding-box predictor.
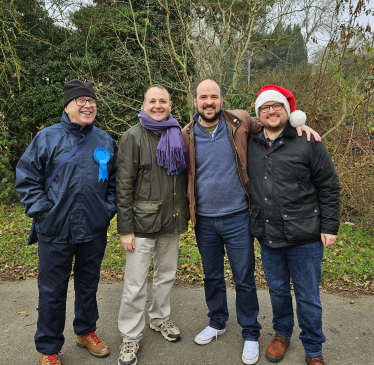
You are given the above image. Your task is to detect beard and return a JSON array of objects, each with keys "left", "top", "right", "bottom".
[
  {"left": 264, "top": 114, "right": 288, "bottom": 133},
  {"left": 266, "top": 122, "right": 283, "bottom": 131},
  {"left": 197, "top": 105, "right": 221, "bottom": 124}
]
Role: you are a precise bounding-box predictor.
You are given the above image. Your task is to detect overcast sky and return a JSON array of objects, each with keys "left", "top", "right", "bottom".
[
  {"left": 356, "top": 0, "right": 374, "bottom": 27},
  {"left": 47, "top": 0, "right": 373, "bottom": 38}
]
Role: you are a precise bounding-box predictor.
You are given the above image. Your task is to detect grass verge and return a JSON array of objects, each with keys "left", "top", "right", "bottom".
[{"left": 1, "top": 204, "right": 373, "bottom": 294}]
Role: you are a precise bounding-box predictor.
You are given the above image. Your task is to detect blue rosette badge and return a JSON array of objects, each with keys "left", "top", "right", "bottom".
[{"left": 94, "top": 147, "right": 110, "bottom": 182}]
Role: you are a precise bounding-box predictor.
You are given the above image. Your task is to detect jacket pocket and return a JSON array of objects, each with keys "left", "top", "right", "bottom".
[
  {"left": 133, "top": 200, "right": 162, "bottom": 233},
  {"left": 35, "top": 197, "right": 55, "bottom": 233},
  {"left": 29, "top": 196, "right": 53, "bottom": 218},
  {"left": 37, "top": 203, "right": 58, "bottom": 235},
  {"left": 281, "top": 202, "right": 321, "bottom": 243},
  {"left": 250, "top": 205, "right": 265, "bottom": 239},
  {"left": 82, "top": 195, "right": 113, "bottom": 236}
]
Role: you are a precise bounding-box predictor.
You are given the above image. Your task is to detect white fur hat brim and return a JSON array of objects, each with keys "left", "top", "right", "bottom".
[{"left": 255, "top": 90, "right": 291, "bottom": 118}]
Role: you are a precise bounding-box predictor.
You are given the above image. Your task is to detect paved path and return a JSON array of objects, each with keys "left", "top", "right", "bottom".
[{"left": 0, "top": 279, "right": 373, "bottom": 365}]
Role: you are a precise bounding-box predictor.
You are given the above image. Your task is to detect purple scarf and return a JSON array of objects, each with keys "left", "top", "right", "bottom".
[{"left": 138, "top": 108, "right": 188, "bottom": 175}]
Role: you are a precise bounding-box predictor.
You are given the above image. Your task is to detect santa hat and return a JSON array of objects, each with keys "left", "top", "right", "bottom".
[{"left": 255, "top": 85, "right": 306, "bottom": 127}]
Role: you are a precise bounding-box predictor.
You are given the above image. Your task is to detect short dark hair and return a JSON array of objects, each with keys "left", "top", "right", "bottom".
[
  {"left": 193, "top": 79, "right": 222, "bottom": 99},
  {"left": 144, "top": 84, "right": 171, "bottom": 102}
]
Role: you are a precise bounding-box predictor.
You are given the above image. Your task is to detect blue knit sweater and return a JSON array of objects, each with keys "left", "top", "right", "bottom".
[{"left": 194, "top": 112, "right": 248, "bottom": 217}]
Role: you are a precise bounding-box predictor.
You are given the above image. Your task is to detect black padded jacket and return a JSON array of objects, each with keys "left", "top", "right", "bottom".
[{"left": 247, "top": 122, "right": 340, "bottom": 248}]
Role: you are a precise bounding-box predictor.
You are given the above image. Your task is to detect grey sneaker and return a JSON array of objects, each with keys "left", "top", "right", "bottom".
[
  {"left": 150, "top": 319, "right": 181, "bottom": 342},
  {"left": 118, "top": 341, "right": 139, "bottom": 365}
]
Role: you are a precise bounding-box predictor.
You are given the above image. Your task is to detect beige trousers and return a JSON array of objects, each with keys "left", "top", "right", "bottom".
[{"left": 118, "top": 233, "right": 180, "bottom": 342}]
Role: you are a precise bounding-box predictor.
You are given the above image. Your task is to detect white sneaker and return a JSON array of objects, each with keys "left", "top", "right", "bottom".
[
  {"left": 242, "top": 340, "right": 259, "bottom": 364},
  {"left": 194, "top": 326, "right": 226, "bottom": 345}
]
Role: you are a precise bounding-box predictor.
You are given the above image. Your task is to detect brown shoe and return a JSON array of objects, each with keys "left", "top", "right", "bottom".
[
  {"left": 76, "top": 331, "right": 110, "bottom": 358},
  {"left": 265, "top": 333, "right": 290, "bottom": 362},
  {"left": 306, "top": 355, "right": 326, "bottom": 365},
  {"left": 41, "top": 353, "right": 61, "bottom": 365}
]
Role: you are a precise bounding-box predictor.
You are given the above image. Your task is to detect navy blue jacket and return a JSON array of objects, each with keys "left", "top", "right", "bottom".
[{"left": 15, "top": 112, "right": 118, "bottom": 243}]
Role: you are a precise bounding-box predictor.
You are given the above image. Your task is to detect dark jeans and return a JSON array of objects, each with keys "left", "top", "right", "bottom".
[
  {"left": 35, "top": 233, "right": 107, "bottom": 354},
  {"left": 260, "top": 241, "right": 325, "bottom": 357},
  {"left": 195, "top": 210, "right": 261, "bottom": 340}
]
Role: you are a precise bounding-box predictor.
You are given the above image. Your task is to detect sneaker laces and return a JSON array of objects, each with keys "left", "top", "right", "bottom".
[
  {"left": 243, "top": 340, "right": 259, "bottom": 356},
  {"left": 162, "top": 319, "right": 175, "bottom": 329},
  {"left": 204, "top": 326, "right": 221, "bottom": 340},
  {"left": 46, "top": 354, "right": 60, "bottom": 365},
  {"left": 308, "top": 355, "right": 325, "bottom": 364},
  {"left": 120, "top": 341, "right": 138, "bottom": 354},
  {"left": 271, "top": 333, "right": 288, "bottom": 344},
  {"left": 88, "top": 331, "right": 101, "bottom": 344}
]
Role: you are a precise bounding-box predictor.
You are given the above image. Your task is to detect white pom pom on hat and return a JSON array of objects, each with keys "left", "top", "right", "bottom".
[
  {"left": 289, "top": 110, "right": 307, "bottom": 127},
  {"left": 255, "top": 85, "right": 306, "bottom": 127}
]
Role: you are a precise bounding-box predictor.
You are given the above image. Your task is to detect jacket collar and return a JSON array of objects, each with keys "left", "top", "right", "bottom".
[
  {"left": 222, "top": 110, "right": 241, "bottom": 129},
  {"left": 192, "top": 109, "right": 223, "bottom": 124},
  {"left": 282, "top": 121, "right": 297, "bottom": 137},
  {"left": 187, "top": 109, "right": 242, "bottom": 135},
  {"left": 192, "top": 112, "right": 199, "bottom": 124},
  {"left": 143, "top": 125, "right": 160, "bottom": 139},
  {"left": 60, "top": 111, "right": 94, "bottom": 134}
]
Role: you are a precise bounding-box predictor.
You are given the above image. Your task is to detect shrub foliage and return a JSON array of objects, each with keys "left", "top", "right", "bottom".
[{"left": 0, "top": 0, "right": 373, "bottom": 228}]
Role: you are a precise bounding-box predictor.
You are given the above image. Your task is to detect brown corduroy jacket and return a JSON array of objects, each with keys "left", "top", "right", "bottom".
[{"left": 181, "top": 109, "right": 262, "bottom": 228}]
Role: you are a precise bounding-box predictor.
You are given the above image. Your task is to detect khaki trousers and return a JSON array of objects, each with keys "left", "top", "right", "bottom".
[{"left": 118, "top": 233, "right": 180, "bottom": 342}]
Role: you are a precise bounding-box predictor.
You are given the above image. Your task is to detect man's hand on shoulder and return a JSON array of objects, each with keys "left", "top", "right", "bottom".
[
  {"left": 120, "top": 233, "right": 136, "bottom": 251},
  {"left": 296, "top": 125, "right": 321, "bottom": 142},
  {"left": 321, "top": 233, "right": 337, "bottom": 247}
]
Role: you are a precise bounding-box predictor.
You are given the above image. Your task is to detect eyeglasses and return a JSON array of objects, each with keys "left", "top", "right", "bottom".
[
  {"left": 259, "top": 103, "right": 283, "bottom": 113},
  {"left": 75, "top": 97, "right": 97, "bottom": 107}
]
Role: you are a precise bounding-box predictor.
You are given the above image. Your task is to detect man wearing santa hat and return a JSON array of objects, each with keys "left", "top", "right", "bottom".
[{"left": 247, "top": 85, "right": 340, "bottom": 365}]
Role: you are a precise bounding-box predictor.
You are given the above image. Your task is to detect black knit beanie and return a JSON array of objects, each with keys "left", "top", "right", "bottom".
[{"left": 63, "top": 79, "right": 97, "bottom": 107}]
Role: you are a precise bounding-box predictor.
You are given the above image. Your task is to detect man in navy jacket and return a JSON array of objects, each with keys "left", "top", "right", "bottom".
[{"left": 15, "top": 79, "right": 117, "bottom": 365}]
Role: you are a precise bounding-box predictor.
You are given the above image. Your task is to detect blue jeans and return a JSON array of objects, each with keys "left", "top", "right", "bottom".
[
  {"left": 195, "top": 210, "right": 261, "bottom": 340},
  {"left": 260, "top": 241, "right": 325, "bottom": 357}
]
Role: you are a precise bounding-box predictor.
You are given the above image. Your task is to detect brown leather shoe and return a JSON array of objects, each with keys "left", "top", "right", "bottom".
[
  {"left": 76, "top": 331, "right": 110, "bottom": 358},
  {"left": 306, "top": 355, "right": 326, "bottom": 365},
  {"left": 41, "top": 353, "right": 61, "bottom": 365},
  {"left": 265, "top": 333, "right": 290, "bottom": 362}
]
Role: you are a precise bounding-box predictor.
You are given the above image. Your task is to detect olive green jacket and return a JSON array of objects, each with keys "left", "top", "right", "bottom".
[{"left": 116, "top": 123, "right": 189, "bottom": 238}]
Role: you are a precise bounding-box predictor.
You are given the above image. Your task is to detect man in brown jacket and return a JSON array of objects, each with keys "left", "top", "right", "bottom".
[{"left": 181, "top": 79, "right": 318, "bottom": 365}]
